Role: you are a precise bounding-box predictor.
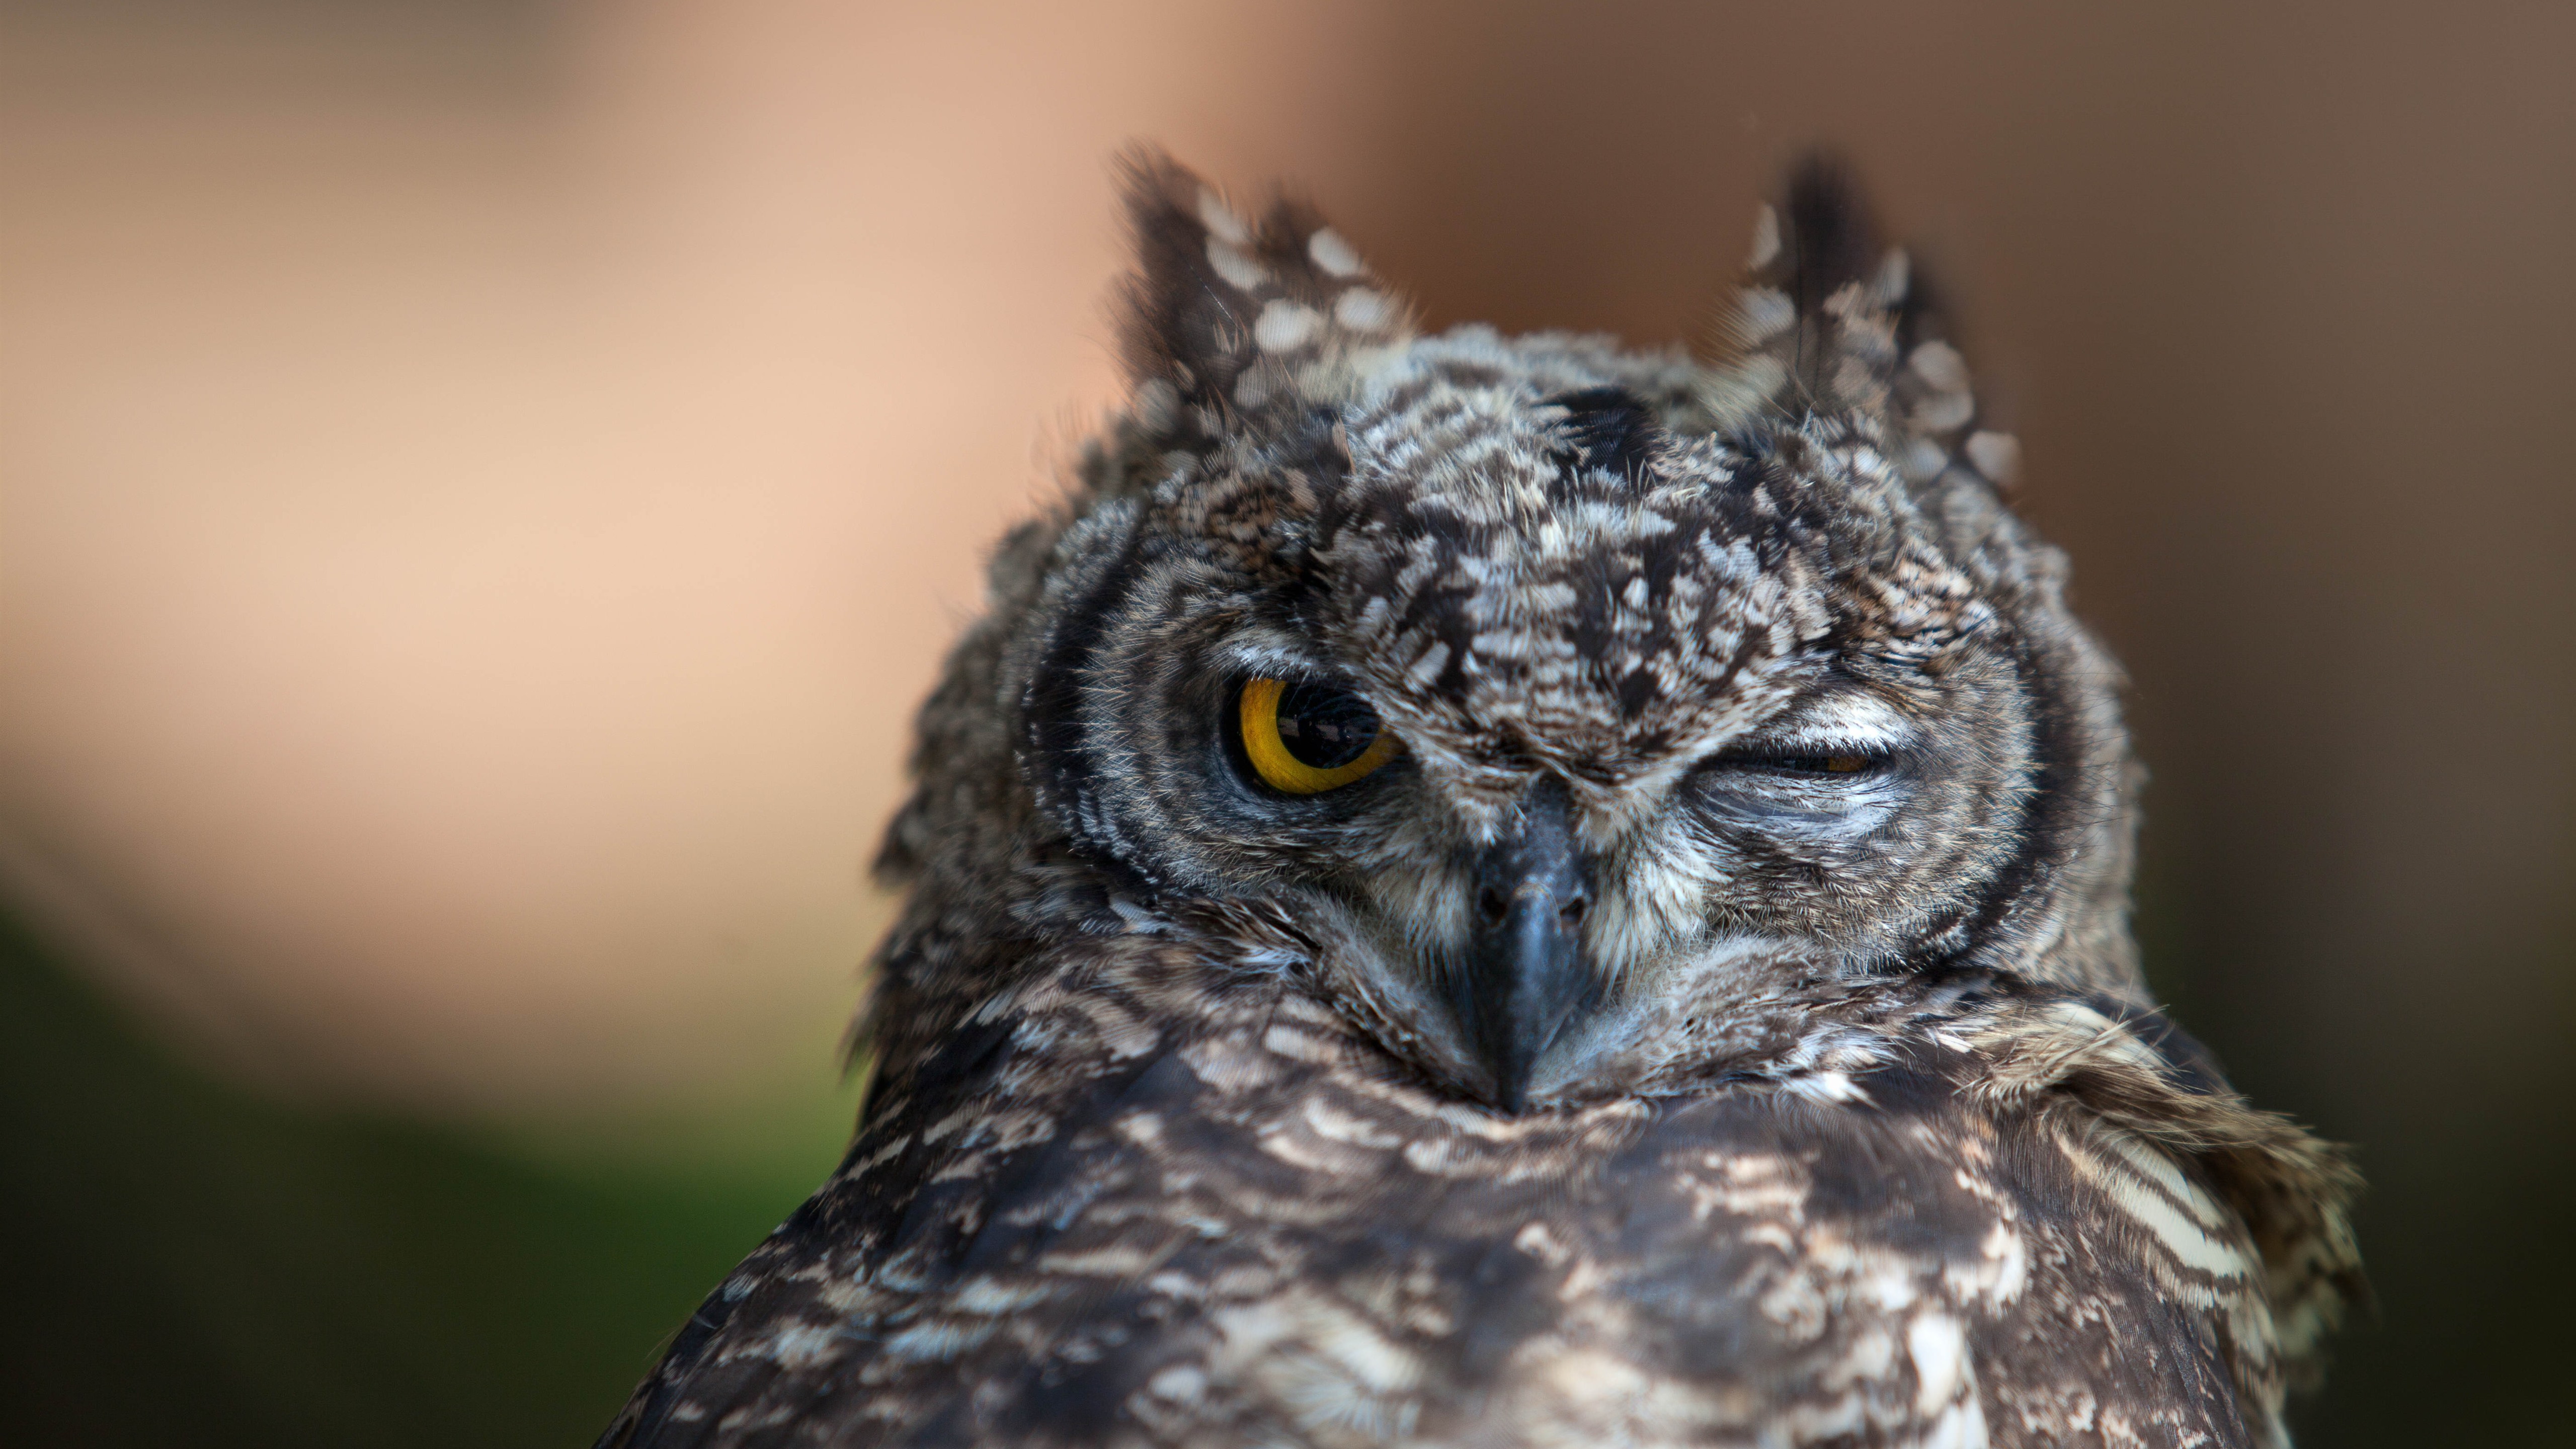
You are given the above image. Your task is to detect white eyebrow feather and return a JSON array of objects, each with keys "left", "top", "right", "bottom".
[{"left": 1746, "top": 689, "right": 1917, "bottom": 751}]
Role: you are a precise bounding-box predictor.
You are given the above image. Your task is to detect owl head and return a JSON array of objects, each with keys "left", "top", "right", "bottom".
[{"left": 880, "top": 152, "right": 2141, "bottom": 1112}]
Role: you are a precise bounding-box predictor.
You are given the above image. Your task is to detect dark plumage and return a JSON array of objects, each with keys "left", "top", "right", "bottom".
[{"left": 599, "top": 152, "right": 2361, "bottom": 1448}]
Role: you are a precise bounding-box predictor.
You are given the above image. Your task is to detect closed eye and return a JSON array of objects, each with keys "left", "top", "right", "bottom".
[
  {"left": 1712, "top": 751, "right": 1886, "bottom": 777},
  {"left": 1690, "top": 744, "right": 1907, "bottom": 831}
]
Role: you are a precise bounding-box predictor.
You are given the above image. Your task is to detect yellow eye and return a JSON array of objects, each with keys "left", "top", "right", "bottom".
[
  {"left": 1820, "top": 756, "right": 1869, "bottom": 773},
  {"left": 1238, "top": 676, "right": 1400, "bottom": 794}
]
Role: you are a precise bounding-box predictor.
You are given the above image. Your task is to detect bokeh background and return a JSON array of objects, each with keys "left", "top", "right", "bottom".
[{"left": 4, "top": 2, "right": 2569, "bottom": 1444}]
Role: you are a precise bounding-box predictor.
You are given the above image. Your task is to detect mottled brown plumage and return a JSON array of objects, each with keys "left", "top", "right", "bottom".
[{"left": 600, "top": 153, "right": 2360, "bottom": 1448}]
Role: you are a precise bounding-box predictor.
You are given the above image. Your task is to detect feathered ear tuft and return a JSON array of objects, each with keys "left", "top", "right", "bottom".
[
  {"left": 1707, "top": 156, "right": 2021, "bottom": 496},
  {"left": 1113, "top": 147, "right": 1413, "bottom": 441},
  {"left": 1772, "top": 156, "right": 1887, "bottom": 326}
]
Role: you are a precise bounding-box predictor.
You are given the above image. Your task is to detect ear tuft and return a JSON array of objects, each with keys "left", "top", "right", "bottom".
[
  {"left": 1706, "top": 155, "right": 2019, "bottom": 497},
  {"left": 1114, "top": 147, "right": 1413, "bottom": 441},
  {"left": 1774, "top": 156, "right": 1887, "bottom": 323}
]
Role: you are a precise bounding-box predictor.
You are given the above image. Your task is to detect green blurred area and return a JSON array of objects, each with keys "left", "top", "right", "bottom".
[{"left": 0, "top": 908, "right": 851, "bottom": 1449}]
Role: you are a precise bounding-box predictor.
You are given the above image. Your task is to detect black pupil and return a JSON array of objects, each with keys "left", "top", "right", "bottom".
[{"left": 1274, "top": 683, "right": 1381, "bottom": 770}]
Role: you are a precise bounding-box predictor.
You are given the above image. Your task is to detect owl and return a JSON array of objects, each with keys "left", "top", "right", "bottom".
[{"left": 599, "top": 153, "right": 2362, "bottom": 1448}]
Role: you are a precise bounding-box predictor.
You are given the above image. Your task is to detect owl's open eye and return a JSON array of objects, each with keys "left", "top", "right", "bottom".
[{"left": 1237, "top": 677, "right": 1399, "bottom": 794}]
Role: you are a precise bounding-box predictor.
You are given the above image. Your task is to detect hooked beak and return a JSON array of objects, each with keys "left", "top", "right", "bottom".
[{"left": 1451, "top": 777, "right": 1601, "bottom": 1112}]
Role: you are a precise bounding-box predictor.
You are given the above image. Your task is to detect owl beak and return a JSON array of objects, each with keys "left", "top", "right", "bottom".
[{"left": 1455, "top": 777, "right": 1601, "bottom": 1112}]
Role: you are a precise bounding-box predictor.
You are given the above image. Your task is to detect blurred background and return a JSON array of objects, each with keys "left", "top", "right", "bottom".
[{"left": 2, "top": 1, "right": 2568, "bottom": 1443}]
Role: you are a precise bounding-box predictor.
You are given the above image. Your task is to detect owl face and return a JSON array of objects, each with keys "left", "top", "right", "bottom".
[{"left": 1004, "top": 156, "right": 2133, "bottom": 1110}]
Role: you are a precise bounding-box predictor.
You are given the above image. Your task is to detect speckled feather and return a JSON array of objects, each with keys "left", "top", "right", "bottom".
[{"left": 600, "top": 153, "right": 2360, "bottom": 1448}]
